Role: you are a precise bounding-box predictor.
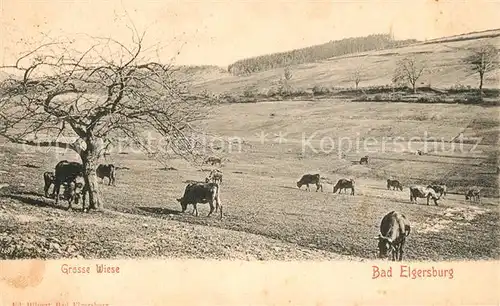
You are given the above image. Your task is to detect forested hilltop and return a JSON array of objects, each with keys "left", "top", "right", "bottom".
[{"left": 227, "top": 34, "right": 418, "bottom": 75}]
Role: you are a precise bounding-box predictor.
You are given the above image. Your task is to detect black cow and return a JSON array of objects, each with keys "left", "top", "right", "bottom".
[
  {"left": 387, "top": 179, "right": 403, "bottom": 191},
  {"left": 43, "top": 171, "right": 55, "bottom": 197},
  {"left": 52, "top": 160, "right": 84, "bottom": 206},
  {"left": 296, "top": 174, "right": 323, "bottom": 192},
  {"left": 177, "top": 182, "right": 222, "bottom": 219},
  {"left": 333, "top": 178, "right": 355, "bottom": 195},
  {"left": 359, "top": 156, "right": 369, "bottom": 165},
  {"left": 375, "top": 211, "right": 411, "bottom": 261},
  {"left": 96, "top": 164, "right": 116, "bottom": 186}
]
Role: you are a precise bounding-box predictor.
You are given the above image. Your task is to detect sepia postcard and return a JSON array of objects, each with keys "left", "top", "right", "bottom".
[{"left": 0, "top": 0, "right": 499, "bottom": 305}]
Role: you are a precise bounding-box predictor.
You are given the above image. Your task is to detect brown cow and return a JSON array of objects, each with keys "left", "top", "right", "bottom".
[
  {"left": 387, "top": 179, "right": 403, "bottom": 191},
  {"left": 333, "top": 179, "right": 355, "bottom": 195},
  {"left": 177, "top": 182, "right": 223, "bottom": 219},
  {"left": 409, "top": 186, "right": 440, "bottom": 205},
  {"left": 375, "top": 211, "right": 411, "bottom": 261},
  {"left": 296, "top": 174, "right": 323, "bottom": 192}
]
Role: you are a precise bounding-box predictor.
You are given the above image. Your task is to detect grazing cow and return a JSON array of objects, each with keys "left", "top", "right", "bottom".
[
  {"left": 416, "top": 150, "right": 423, "bottom": 156},
  {"left": 375, "top": 211, "right": 411, "bottom": 261},
  {"left": 387, "top": 179, "right": 403, "bottom": 191},
  {"left": 96, "top": 164, "right": 116, "bottom": 186},
  {"left": 177, "top": 182, "right": 223, "bottom": 219},
  {"left": 333, "top": 179, "right": 355, "bottom": 195},
  {"left": 43, "top": 171, "right": 55, "bottom": 197},
  {"left": 52, "top": 160, "right": 84, "bottom": 206},
  {"left": 204, "top": 156, "right": 222, "bottom": 166},
  {"left": 427, "top": 184, "right": 447, "bottom": 198},
  {"left": 465, "top": 187, "right": 481, "bottom": 202},
  {"left": 409, "top": 186, "right": 440, "bottom": 205},
  {"left": 296, "top": 174, "right": 323, "bottom": 192},
  {"left": 359, "top": 155, "right": 369, "bottom": 165},
  {"left": 206, "top": 169, "right": 223, "bottom": 184}
]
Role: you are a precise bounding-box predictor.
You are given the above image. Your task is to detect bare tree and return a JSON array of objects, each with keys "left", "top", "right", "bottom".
[
  {"left": 283, "top": 66, "right": 293, "bottom": 81},
  {"left": 278, "top": 66, "right": 293, "bottom": 96},
  {"left": 353, "top": 67, "right": 362, "bottom": 90},
  {"left": 393, "top": 57, "right": 426, "bottom": 93},
  {"left": 0, "top": 31, "right": 214, "bottom": 210},
  {"left": 463, "top": 43, "right": 499, "bottom": 97}
]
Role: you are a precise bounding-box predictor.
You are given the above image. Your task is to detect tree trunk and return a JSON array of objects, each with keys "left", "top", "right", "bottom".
[
  {"left": 80, "top": 138, "right": 103, "bottom": 210},
  {"left": 412, "top": 83, "right": 417, "bottom": 94},
  {"left": 479, "top": 71, "right": 484, "bottom": 98}
]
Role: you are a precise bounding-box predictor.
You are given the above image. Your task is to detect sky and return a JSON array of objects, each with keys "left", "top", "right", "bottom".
[{"left": 0, "top": 0, "right": 499, "bottom": 67}]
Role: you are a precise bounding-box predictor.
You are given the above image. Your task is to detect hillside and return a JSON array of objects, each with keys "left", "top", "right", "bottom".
[
  {"left": 188, "top": 29, "right": 500, "bottom": 95},
  {"left": 227, "top": 34, "right": 418, "bottom": 75},
  {"left": 172, "top": 65, "right": 231, "bottom": 84}
]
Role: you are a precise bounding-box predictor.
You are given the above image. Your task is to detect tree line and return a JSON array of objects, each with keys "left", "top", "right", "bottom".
[{"left": 228, "top": 34, "right": 418, "bottom": 75}]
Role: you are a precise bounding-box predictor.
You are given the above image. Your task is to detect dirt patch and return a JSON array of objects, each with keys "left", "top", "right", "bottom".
[{"left": 414, "top": 206, "right": 490, "bottom": 234}]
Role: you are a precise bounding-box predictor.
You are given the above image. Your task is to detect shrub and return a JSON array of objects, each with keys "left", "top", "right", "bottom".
[{"left": 312, "top": 85, "right": 331, "bottom": 95}]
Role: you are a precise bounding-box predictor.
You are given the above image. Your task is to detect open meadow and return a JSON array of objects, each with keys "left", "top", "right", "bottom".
[{"left": 1, "top": 100, "right": 499, "bottom": 261}]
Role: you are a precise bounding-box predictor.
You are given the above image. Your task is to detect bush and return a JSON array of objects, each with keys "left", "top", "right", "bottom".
[
  {"left": 312, "top": 85, "right": 331, "bottom": 95},
  {"left": 243, "top": 86, "right": 257, "bottom": 98},
  {"left": 417, "top": 96, "right": 430, "bottom": 103}
]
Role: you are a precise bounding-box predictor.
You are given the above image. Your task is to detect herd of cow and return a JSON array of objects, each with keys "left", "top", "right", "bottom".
[
  {"left": 43, "top": 160, "right": 116, "bottom": 211},
  {"left": 41, "top": 158, "right": 225, "bottom": 217},
  {"left": 294, "top": 155, "right": 484, "bottom": 261},
  {"left": 39, "top": 154, "right": 485, "bottom": 261}
]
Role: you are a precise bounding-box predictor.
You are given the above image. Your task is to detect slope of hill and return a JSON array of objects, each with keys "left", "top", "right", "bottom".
[
  {"left": 188, "top": 30, "right": 500, "bottom": 94},
  {"left": 227, "top": 34, "right": 418, "bottom": 75},
  {"left": 173, "top": 65, "right": 231, "bottom": 84}
]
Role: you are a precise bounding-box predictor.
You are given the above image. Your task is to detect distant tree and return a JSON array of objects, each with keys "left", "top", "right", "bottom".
[
  {"left": 284, "top": 66, "right": 293, "bottom": 81},
  {"left": 463, "top": 43, "right": 499, "bottom": 97},
  {"left": 0, "top": 30, "right": 212, "bottom": 210},
  {"left": 393, "top": 57, "right": 426, "bottom": 93},
  {"left": 352, "top": 67, "right": 363, "bottom": 89},
  {"left": 278, "top": 66, "right": 293, "bottom": 96}
]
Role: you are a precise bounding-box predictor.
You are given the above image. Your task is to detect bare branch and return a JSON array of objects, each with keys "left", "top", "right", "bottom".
[{"left": 393, "top": 56, "right": 427, "bottom": 93}]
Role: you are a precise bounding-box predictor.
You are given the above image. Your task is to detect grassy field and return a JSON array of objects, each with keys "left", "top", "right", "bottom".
[
  {"left": 188, "top": 32, "right": 500, "bottom": 95},
  {"left": 1, "top": 100, "right": 498, "bottom": 261}
]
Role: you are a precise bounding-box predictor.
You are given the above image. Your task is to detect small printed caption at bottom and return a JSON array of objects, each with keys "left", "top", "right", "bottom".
[{"left": 372, "top": 265, "right": 454, "bottom": 279}]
